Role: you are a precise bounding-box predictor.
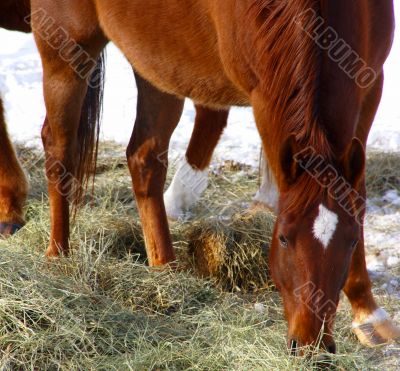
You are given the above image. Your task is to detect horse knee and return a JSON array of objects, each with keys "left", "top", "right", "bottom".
[
  {"left": 127, "top": 139, "right": 167, "bottom": 198},
  {"left": 41, "top": 118, "right": 52, "bottom": 148}
]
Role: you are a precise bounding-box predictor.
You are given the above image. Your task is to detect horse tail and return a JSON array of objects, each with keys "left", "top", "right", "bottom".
[{"left": 73, "top": 50, "right": 106, "bottom": 211}]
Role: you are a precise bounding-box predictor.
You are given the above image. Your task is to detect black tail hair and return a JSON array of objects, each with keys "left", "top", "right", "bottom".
[{"left": 73, "top": 50, "right": 106, "bottom": 212}]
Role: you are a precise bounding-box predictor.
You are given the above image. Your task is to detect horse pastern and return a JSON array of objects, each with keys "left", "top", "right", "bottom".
[
  {"left": 352, "top": 323, "right": 387, "bottom": 347},
  {"left": 0, "top": 222, "right": 24, "bottom": 236},
  {"left": 249, "top": 200, "right": 276, "bottom": 214},
  {"left": 252, "top": 189, "right": 278, "bottom": 212},
  {"left": 164, "top": 201, "right": 184, "bottom": 221}
]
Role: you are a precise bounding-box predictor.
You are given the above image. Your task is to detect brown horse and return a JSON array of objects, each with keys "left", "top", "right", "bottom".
[
  {"left": 0, "top": 0, "right": 273, "bottom": 232},
  {"left": 0, "top": 0, "right": 242, "bottom": 234},
  {"left": 29, "top": 0, "right": 399, "bottom": 352}
]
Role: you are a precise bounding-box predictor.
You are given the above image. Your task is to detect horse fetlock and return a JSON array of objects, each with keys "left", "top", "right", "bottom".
[
  {"left": 164, "top": 158, "right": 208, "bottom": 220},
  {"left": 46, "top": 241, "right": 69, "bottom": 258},
  {"left": 252, "top": 184, "right": 278, "bottom": 212},
  {"left": 164, "top": 191, "right": 184, "bottom": 221},
  {"left": 252, "top": 154, "right": 279, "bottom": 212}
]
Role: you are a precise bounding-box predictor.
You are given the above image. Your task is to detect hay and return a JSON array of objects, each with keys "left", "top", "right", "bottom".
[
  {"left": 186, "top": 211, "right": 275, "bottom": 291},
  {"left": 0, "top": 143, "right": 398, "bottom": 369},
  {"left": 0, "top": 249, "right": 221, "bottom": 369},
  {"left": 366, "top": 151, "right": 400, "bottom": 197}
]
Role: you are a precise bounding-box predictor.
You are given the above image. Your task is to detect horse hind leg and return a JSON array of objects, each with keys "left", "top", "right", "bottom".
[
  {"left": 33, "top": 16, "right": 107, "bottom": 256},
  {"left": 127, "top": 72, "right": 185, "bottom": 266},
  {"left": 165, "top": 106, "right": 278, "bottom": 219},
  {"left": 0, "top": 98, "right": 28, "bottom": 235},
  {"left": 252, "top": 150, "right": 279, "bottom": 213},
  {"left": 164, "top": 105, "right": 229, "bottom": 220}
]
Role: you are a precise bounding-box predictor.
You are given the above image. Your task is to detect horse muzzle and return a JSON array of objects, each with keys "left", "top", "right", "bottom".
[{"left": 0, "top": 222, "right": 24, "bottom": 236}]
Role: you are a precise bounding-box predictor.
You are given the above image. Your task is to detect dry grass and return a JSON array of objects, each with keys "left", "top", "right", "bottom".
[
  {"left": 0, "top": 143, "right": 398, "bottom": 370},
  {"left": 186, "top": 211, "right": 273, "bottom": 291},
  {"left": 366, "top": 151, "right": 400, "bottom": 197}
]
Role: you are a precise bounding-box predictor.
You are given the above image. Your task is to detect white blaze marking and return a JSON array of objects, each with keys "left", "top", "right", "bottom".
[
  {"left": 164, "top": 158, "right": 208, "bottom": 220},
  {"left": 253, "top": 153, "right": 279, "bottom": 211},
  {"left": 313, "top": 204, "right": 338, "bottom": 248}
]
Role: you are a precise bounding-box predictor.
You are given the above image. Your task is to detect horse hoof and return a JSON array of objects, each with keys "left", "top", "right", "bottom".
[
  {"left": 45, "top": 249, "right": 61, "bottom": 259},
  {"left": 165, "top": 205, "right": 184, "bottom": 222},
  {"left": 0, "top": 222, "right": 23, "bottom": 236},
  {"left": 45, "top": 244, "right": 69, "bottom": 259},
  {"left": 352, "top": 309, "right": 400, "bottom": 347},
  {"left": 166, "top": 212, "right": 181, "bottom": 222},
  {"left": 249, "top": 201, "right": 275, "bottom": 214}
]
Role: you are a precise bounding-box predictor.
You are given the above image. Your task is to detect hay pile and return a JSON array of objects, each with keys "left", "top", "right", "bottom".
[
  {"left": 0, "top": 247, "right": 392, "bottom": 371},
  {"left": 0, "top": 249, "right": 220, "bottom": 369},
  {"left": 0, "top": 143, "right": 398, "bottom": 369},
  {"left": 186, "top": 211, "right": 274, "bottom": 291}
]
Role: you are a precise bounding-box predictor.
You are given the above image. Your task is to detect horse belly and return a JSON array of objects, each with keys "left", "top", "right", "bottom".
[{"left": 94, "top": 0, "right": 249, "bottom": 107}]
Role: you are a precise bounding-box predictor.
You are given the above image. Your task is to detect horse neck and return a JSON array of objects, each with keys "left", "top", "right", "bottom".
[
  {"left": 248, "top": 0, "right": 370, "bottom": 188},
  {"left": 317, "top": 0, "right": 369, "bottom": 153}
]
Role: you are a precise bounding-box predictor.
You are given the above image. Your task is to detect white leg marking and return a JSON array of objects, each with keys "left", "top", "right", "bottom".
[
  {"left": 164, "top": 157, "right": 208, "bottom": 220},
  {"left": 313, "top": 204, "right": 338, "bottom": 249},
  {"left": 352, "top": 308, "right": 389, "bottom": 328},
  {"left": 252, "top": 153, "right": 279, "bottom": 212}
]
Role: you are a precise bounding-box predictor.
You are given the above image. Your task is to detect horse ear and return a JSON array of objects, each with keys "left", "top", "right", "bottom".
[
  {"left": 343, "top": 137, "right": 365, "bottom": 188},
  {"left": 280, "top": 134, "right": 303, "bottom": 185}
]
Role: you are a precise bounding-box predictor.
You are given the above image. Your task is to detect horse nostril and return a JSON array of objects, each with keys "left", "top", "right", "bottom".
[
  {"left": 327, "top": 343, "right": 336, "bottom": 354},
  {"left": 290, "top": 339, "right": 298, "bottom": 356}
]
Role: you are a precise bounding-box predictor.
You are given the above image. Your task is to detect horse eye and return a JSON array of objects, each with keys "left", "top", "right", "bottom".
[
  {"left": 279, "top": 234, "right": 288, "bottom": 248},
  {"left": 351, "top": 240, "right": 359, "bottom": 249}
]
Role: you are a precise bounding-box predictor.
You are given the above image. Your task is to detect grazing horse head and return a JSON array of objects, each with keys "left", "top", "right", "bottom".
[{"left": 270, "top": 135, "right": 366, "bottom": 353}]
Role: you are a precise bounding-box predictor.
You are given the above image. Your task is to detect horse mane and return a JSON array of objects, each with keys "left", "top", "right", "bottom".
[{"left": 245, "top": 0, "right": 335, "bottom": 213}]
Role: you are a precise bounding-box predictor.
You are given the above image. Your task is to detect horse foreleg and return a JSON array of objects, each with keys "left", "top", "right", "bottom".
[
  {"left": 344, "top": 74, "right": 400, "bottom": 346},
  {"left": 127, "top": 72, "right": 184, "bottom": 266},
  {"left": 345, "top": 188, "right": 400, "bottom": 347},
  {"left": 0, "top": 98, "right": 28, "bottom": 235},
  {"left": 164, "top": 105, "right": 228, "bottom": 220},
  {"left": 165, "top": 105, "right": 279, "bottom": 218}
]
